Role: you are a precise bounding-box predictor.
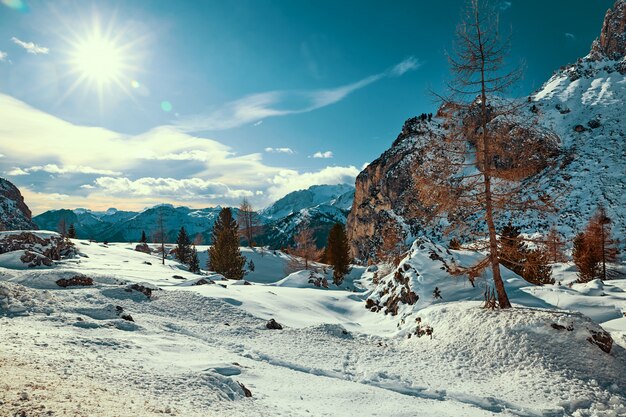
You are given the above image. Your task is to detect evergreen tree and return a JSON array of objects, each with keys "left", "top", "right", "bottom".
[
  {"left": 326, "top": 223, "right": 351, "bottom": 285},
  {"left": 140, "top": 230, "right": 148, "bottom": 244},
  {"left": 175, "top": 226, "right": 192, "bottom": 264},
  {"left": 208, "top": 208, "right": 246, "bottom": 279},
  {"left": 188, "top": 246, "right": 200, "bottom": 274},
  {"left": 499, "top": 223, "right": 526, "bottom": 276},
  {"left": 67, "top": 224, "right": 77, "bottom": 239},
  {"left": 248, "top": 259, "right": 255, "bottom": 272}
]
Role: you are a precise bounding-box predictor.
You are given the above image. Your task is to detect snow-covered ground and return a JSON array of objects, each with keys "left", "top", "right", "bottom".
[{"left": 1, "top": 232, "right": 626, "bottom": 416}]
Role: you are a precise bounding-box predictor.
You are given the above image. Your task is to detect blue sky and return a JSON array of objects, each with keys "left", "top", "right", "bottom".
[{"left": 0, "top": 0, "right": 613, "bottom": 213}]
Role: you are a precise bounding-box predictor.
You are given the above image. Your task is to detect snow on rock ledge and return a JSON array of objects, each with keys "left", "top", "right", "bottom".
[{"left": 0, "top": 231, "right": 77, "bottom": 268}]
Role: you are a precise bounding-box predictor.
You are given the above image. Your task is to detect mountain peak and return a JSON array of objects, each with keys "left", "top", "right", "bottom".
[{"left": 590, "top": 0, "right": 626, "bottom": 60}]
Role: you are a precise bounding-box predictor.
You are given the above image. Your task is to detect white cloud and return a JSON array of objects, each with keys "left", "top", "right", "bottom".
[
  {"left": 266, "top": 166, "right": 360, "bottom": 202},
  {"left": 253, "top": 120, "right": 263, "bottom": 126},
  {"left": 14, "top": 164, "right": 122, "bottom": 176},
  {"left": 311, "top": 151, "right": 333, "bottom": 159},
  {"left": 11, "top": 37, "right": 49, "bottom": 54},
  {"left": 565, "top": 33, "right": 576, "bottom": 40},
  {"left": 499, "top": 1, "right": 512, "bottom": 10},
  {"left": 174, "top": 57, "right": 420, "bottom": 132},
  {"left": 265, "top": 147, "right": 295, "bottom": 154},
  {"left": 389, "top": 57, "right": 421, "bottom": 76},
  {"left": 6, "top": 167, "right": 29, "bottom": 176},
  {"left": 91, "top": 177, "right": 253, "bottom": 201},
  {"left": 0, "top": 93, "right": 360, "bottom": 213},
  {"left": 0, "top": 51, "right": 7, "bottom": 62}
]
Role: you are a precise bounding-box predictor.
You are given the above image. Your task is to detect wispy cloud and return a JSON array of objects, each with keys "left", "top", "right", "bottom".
[
  {"left": 565, "top": 33, "right": 576, "bottom": 40},
  {"left": 9, "top": 164, "right": 122, "bottom": 176},
  {"left": 0, "top": 51, "right": 7, "bottom": 62},
  {"left": 311, "top": 151, "right": 333, "bottom": 159},
  {"left": 11, "top": 37, "right": 49, "bottom": 54},
  {"left": 175, "top": 57, "right": 421, "bottom": 132},
  {"left": 253, "top": 120, "right": 263, "bottom": 126},
  {"left": 0, "top": 93, "right": 360, "bottom": 213},
  {"left": 265, "top": 147, "right": 295, "bottom": 154},
  {"left": 499, "top": 1, "right": 512, "bottom": 10}
]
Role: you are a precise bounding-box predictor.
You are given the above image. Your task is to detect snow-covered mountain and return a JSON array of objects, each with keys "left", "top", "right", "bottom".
[
  {"left": 347, "top": 1, "right": 626, "bottom": 261},
  {"left": 257, "top": 184, "right": 355, "bottom": 248},
  {"left": 0, "top": 178, "right": 37, "bottom": 231},
  {"left": 32, "top": 184, "right": 355, "bottom": 247}
]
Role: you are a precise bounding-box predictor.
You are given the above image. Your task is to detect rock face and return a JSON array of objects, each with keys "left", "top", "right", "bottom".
[
  {"left": 0, "top": 178, "right": 37, "bottom": 231},
  {"left": 347, "top": 7, "right": 626, "bottom": 262},
  {"left": 347, "top": 117, "right": 441, "bottom": 261},
  {"left": 590, "top": 0, "right": 626, "bottom": 60}
]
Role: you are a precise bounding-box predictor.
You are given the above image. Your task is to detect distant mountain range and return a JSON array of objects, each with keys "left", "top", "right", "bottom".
[{"left": 32, "top": 184, "right": 355, "bottom": 248}]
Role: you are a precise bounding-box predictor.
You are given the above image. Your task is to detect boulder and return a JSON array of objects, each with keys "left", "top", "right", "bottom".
[{"left": 266, "top": 318, "right": 283, "bottom": 330}]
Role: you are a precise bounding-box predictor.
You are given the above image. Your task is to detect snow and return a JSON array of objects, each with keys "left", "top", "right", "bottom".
[{"left": 1, "top": 233, "right": 626, "bottom": 416}]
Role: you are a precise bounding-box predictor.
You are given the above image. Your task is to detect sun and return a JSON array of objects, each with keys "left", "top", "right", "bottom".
[{"left": 72, "top": 35, "right": 124, "bottom": 85}]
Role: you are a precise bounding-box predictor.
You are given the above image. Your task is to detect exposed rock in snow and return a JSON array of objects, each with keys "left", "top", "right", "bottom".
[
  {"left": 591, "top": 0, "right": 626, "bottom": 61},
  {"left": 0, "top": 177, "right": 37, "bottom": 231}
]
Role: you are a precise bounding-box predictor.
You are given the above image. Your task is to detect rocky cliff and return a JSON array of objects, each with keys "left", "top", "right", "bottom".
[
  {"left": 347, "top": 1, "right": 626, "bottom": 262},
  {"left": 0, "top": 178, "right": 38, "bottom": 231}
]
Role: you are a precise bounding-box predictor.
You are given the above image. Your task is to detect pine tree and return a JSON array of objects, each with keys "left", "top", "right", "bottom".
[
  {"left": 140, "top": 230, "right": 148, "bottom": 244},
  {"left": 208, "top": 208, "right": 246, "bottom": 279},
  {"left": 326, "top": 223, "right": 351, "bottom": 285},
  {"left": 67, "top": 224, "right": 77, "bottom": 239},
  {"left": 573, "top": 233, "right": 599, "bottom": 283},
  {"left": 248, "top": 259, "right": 255, "bottom": 272},
  {"left": 175, "top": 226, "right": 192, "bottom": 264},
  {"left": 188, "top": 246, "right": 200, "bottom": 273},
  {"left": 499, "top": 223, "right": 526, "bottom": 276}
]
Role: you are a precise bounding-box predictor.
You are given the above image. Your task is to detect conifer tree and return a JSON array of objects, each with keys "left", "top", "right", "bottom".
[
  {"left": 57, "top": 218, "right": 67, "bottom": 237},
  {"left": 208, "top": 208, "right": 246, "bottom": 279},
  {"left": 188, "top": 246, "right": 200, "bottom": 273},
  {"left": 175, "top": 226, "right": 192, "bottom": 264},
  {"left": 326, "top": 223, "right": 351, "bottom": 285},
  {"left": 140, "top": 230, "right": 148, "bottom": 244},
  {"left": 67, "top": 224, "right": 77, "bottom": 239}
]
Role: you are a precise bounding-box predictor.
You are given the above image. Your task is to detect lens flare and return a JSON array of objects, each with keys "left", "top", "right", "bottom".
[{"left": 161, "top": 101, "right": 173, "bottom": 112}]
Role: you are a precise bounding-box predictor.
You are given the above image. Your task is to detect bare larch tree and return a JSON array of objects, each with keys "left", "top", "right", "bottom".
[{"left": 413, "top": 0, "right": 559, "bottom": 308}]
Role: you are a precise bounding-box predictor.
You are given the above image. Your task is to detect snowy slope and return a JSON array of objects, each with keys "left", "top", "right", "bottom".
[
  {"left": 261, "top": 184, "right": 354, "bottom": 220},
  {"left": 1, "top": 231, "right": 626, "bottom": 416}
]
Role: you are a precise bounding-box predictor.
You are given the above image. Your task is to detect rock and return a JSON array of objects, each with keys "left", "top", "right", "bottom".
[
  {"left": 266, "top": 318, "right": 283, "bottom": 330},
  {"left": 193, "top": 278, "right": 213, "bottom": 286},
  {"left": 587, "top": 329, "right": 613, "bottom": 353},
  {"left": 56, "top": 275, "right": 94, "bottom": 287},
  {"left": 143, "top": 261, "right": 152, "bottom": 265},
  {"left": 0, "top": 232, "right": 76, "bottom": 260},
  {"left": 126, "top": 283, "right": 155, "bottom": 298},
  {"left": 0, "top": 178, "right": 37, "bottom": 230},
  {"left": 590, "top": 0, "right": 626, "bottom": 60},
  {"left": 20, "top": 250, "right": 53, "bottom": 267},
  {"left": 587, "top": 119, "right": 601, "bottom": 129},
  {"left": 573, "top": 124, "right": 587, "bottom": 133},
  {"left": 172, "top": 275, "right": 185, "bottom": 280},
  {"left": 135, "top": 243, "right": 151, "bottom": 254},
  {"left": 237, "top": 382, "right": 252, "bottom": 398}
]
